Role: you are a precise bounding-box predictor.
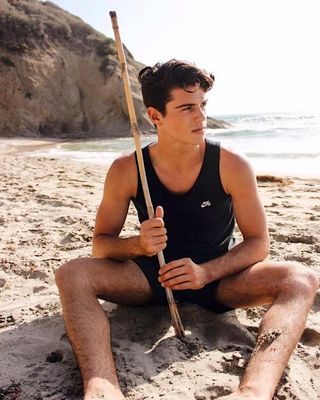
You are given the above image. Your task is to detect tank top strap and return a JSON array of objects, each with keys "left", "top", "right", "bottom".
[
  {"left": 135, "top": 139, "right": 225, "bottom": 198},
  {"left": 134, "top": 143, "right": 159, "bottom": 198},
  {"left": 199, "top": 139, "right": 226, "bottom": 196}
]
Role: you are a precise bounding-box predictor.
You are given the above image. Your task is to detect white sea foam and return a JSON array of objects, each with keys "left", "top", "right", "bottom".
[
  {"left": 207, "top": 111, "right": 320, "bottom": 177},
  {"left": 2, "top": 111, "right": 319, "bottom": 178}
]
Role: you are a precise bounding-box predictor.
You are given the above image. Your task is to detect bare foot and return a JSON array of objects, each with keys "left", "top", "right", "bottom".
[
  {"left": 84, "top": 391, "right": 125, "bottom": 400},
  {"left": 84, "top": 395, "right": 124, "bottom": 400},
  {"left": 217, "top": 389, "right": 269, "bottom": 400},
  {"left": 84, "top": 377, "right": 125, "bottom": 400}
]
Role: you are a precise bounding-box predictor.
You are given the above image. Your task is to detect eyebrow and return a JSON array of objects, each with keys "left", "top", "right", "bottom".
[
  {"left": 174, "top": 100, "right": 208, "bottom": 109},
  {"left": 174, "top": 103, "right": 194, "bottom": 109}
]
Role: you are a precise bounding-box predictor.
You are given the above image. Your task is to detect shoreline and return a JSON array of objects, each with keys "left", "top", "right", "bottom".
[{"left": 1, "top": 138, "right": 319, "bottom": 180}]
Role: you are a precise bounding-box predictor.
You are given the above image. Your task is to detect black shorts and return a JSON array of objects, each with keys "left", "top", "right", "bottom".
[{"left": 133, "top": 255, "right": 233, "bottom": 314}]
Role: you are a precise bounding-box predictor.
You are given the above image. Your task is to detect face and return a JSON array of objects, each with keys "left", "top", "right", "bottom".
[{"left": 149, "top": 85, "right": 208, "bottom": 145}]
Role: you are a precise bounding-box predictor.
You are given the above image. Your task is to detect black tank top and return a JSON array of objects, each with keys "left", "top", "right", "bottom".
[{"left": 132, "top": 139, "right": 235, "bottom": 263}]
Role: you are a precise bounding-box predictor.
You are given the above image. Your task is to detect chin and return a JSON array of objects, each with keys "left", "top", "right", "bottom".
[{"left": 192, "top": 131, "right": 206, "bottom": 141}]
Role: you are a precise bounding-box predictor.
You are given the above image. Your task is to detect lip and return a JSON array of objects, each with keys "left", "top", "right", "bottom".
[{"left": 191, "top": 127, "right": 206, "bottom": 133}]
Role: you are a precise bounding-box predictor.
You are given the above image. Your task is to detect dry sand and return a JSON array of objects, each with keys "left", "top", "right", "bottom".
[{"left": 0, "top": 153, "right": 319, "bottom": 400}]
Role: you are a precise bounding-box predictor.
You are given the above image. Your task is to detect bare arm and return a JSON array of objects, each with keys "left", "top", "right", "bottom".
[
  {"left": 159, "top": 148, "right": 269, "bottom": 290},
  {"left": 92, "top": 155, "right": 167, "bottom": 260},
  {"left": 201, "top": 148, "right": 269, "bottom": 282}
]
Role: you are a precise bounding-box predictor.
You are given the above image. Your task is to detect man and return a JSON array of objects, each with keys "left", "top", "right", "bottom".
[{"left": 55, "top": 60, "right": 319, "bottom": 400}]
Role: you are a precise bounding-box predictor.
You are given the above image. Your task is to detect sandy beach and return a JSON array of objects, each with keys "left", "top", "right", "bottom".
[{"left": 0, "top": 151, "right": 319, "bottom": 400}]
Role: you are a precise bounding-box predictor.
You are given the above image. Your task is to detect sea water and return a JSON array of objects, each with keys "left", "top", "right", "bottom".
[
  {"left": 208, "top": 111, "right": 320, "bottom": 178},
  {"left": 9, "top": 111, "right": 320, "bottom": 178}
]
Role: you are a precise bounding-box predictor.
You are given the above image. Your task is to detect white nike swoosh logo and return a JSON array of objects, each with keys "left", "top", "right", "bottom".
[{"left": 201, "top": 201, "right": 212, "bottom": 208}]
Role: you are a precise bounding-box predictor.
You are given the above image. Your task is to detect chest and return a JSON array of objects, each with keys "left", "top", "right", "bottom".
[{"left": 153, "top": 163, "right": 203, "bottom": 195}]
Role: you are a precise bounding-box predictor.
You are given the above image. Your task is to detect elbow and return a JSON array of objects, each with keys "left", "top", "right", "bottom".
[
  {"left": 259, "top": 235, "right": 270, "bottom": 260},
  {"left": 261, "top": 244, "right": 270, "bottom": 260},
  {"left": 92, "top": 235, "right": 103, "bottom": 258},
  {"left": 92, "top": 232, "right": 115, "bottom": 259},
  {"left": 246, "top": 234, "right": 269, "bottom": 262},
  {"left": 92, "top": 244, "right": 98, "bottom": 258}
]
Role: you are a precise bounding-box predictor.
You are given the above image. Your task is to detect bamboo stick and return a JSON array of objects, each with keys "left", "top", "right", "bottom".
[{"left": 109, "top": 11, "right": 185, "bottom": 338}]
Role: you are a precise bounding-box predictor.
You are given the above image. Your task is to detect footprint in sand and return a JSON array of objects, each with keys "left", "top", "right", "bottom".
[
  {"left": 300, "top": 327, "right": 320, "bottom": 347},
  {"left": 273, "top": 233, "right": 316, "bottom": 245},
  {"left": 54, "top": 216, "right": 78, "bottom": 225},
  {"left": 194, "top": 384, "right": 232, "bottom": 399},
  {"left": 0, "top": 313, "right": 15, "bottom": 328},
  {"left": 39, "top": 389, "right": 67, "bottom": 400},
  {"left": 50, "top": 200, "right": 82, "bottom": 209},
  {"left": 285, "top": 254, "right": 312, "bottom": 264}
]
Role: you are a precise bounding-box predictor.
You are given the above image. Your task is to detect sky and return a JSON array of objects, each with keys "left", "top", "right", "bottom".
[{"left": 49, "top": 0, "right": 320, "bottom": 116}]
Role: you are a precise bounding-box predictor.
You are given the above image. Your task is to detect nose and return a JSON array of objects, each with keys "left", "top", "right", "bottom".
[{"left": 195, "top": 106, "right": 206, "bottom": 122}]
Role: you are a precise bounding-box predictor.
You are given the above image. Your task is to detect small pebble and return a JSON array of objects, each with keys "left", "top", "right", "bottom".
[{"left": 46, "top": 349, "right": 63, "bottom": 363}]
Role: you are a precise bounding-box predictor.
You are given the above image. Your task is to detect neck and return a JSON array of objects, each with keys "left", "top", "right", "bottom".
[{"left": 150, "top": 136, "right": 206, "bottom": 172}]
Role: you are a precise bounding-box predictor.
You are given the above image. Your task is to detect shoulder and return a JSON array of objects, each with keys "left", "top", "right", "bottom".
[
  {"left": 108, "top": 152, "right": 136, "bottom": 174},
  {"left": 219, "top": 144, "right": 257, "bottom": 195},
  {"left": 220, "top": 144, "right": 252, "bottom": 173},
  {"left": 104, "top": 152, "right": 138, "bottom": 198}
]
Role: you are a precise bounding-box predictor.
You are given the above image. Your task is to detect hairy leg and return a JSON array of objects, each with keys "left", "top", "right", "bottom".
[
  {"left": 215, "top": 261, "right": 319, "bottom": 400},
  {"left": 55, "top": 257, "right": 154, "bottom": 400}
]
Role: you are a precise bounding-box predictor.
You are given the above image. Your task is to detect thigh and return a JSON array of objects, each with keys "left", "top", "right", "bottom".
[
  {"left": 61, "top": 257, "right": 154, "bottom": 306},
  {"left": 215, "top": 260, "right": 301, "bottom": 309}
]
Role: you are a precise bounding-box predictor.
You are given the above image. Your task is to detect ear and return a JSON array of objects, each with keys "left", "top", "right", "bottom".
[{"left": 146, "top": 106, "right": 163, "bottom": 126}]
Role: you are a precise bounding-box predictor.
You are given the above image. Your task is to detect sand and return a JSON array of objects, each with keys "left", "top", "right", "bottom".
[{"left": 0, "top": 152, "right": 319, "bottom": 400}]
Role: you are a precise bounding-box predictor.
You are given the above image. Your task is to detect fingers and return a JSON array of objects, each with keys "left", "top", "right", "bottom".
[
  {"left": 165, "top": 281, "right": 194, "bottom": 290},
  {"left": 140, "top": 229, "right": 167, "bottom": 246},
  {"left": 143, "top": 226, "right": 167, "bottom": 237},
  {"left": 155, "top": 205, "right": 164, "bottom": 219},
  {"left": 158, "top": 258, "right": 206, "bottom": 290},
  {"left": 139, "top": 229, "right": 167, "bottom": 256},
  {"left": 159, "top": 261, "right": 189, "bottom": 287},
  {"left": 139, "top": 205, "right": 167, "bottom": 256},
  {"left": 159, "top": 270, "right": 190, "bottom": 289},
  {"left": 159, "top": 259, "right": 185, "bottom": 274},
  {"left": 142, "top": 206, "right": 165, "bottom": 230}
]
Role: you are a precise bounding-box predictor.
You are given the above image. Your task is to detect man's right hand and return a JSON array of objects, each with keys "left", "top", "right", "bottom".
[{"left": 139, "top": 206, "right": 167, "bottom": 257}]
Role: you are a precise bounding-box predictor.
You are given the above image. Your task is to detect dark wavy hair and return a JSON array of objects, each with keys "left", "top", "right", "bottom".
[{"left": 138, "top": 59, "right": 215, "bottom": 115}]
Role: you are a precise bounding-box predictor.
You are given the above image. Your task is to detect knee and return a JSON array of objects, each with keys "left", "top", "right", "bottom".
[
  {"left": 55, "top": 258, "right": 91, "bottom": 292},
  {"left": 278, "top": 262, "right": 319, "bottom": 299}
]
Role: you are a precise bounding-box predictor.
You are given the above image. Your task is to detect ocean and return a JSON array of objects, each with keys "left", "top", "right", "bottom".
[{"left": 4, "top": 111, "right": 320, "bottom": 178}]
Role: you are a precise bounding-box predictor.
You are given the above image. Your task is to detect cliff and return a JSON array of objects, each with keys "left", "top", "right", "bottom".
[{"left": 0, "top": 0, "right": 228, "bottom": 138}]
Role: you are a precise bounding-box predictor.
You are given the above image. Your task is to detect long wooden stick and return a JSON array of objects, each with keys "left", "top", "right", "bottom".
[{"left": 109, "top": 11, "right": 185, "bottom": 338}]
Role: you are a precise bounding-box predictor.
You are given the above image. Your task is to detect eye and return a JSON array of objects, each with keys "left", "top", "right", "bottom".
[
  {"left": 181, "top": 106, "right": 192, "bottom": 111},
  {"left": 201, "top": 101, "right": 208, "bottom": 110}
]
